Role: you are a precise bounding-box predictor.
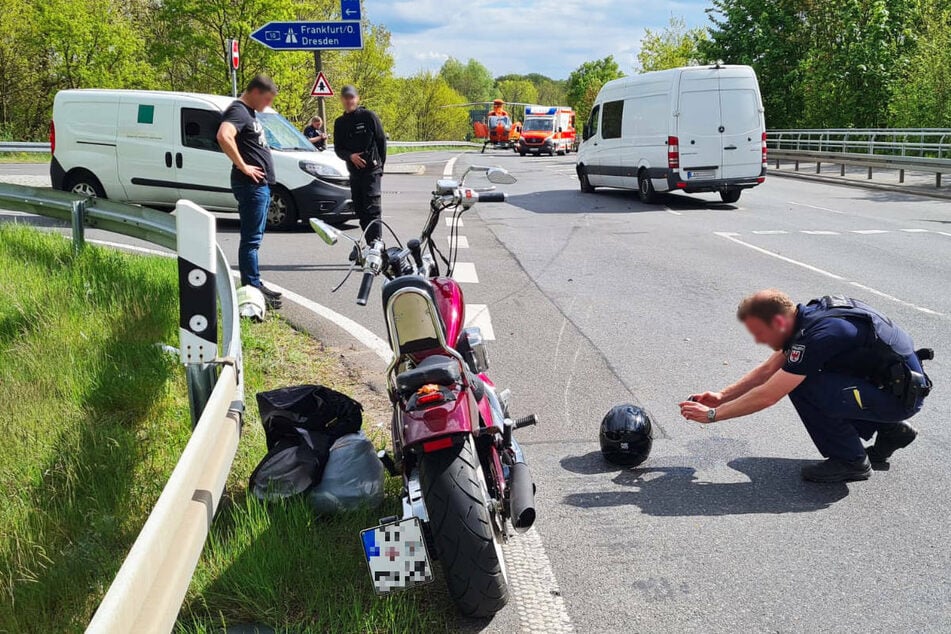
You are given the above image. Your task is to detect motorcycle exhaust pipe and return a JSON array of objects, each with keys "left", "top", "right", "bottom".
[{"left": 509, "top": 461, "right": 536, "bottom": 533}]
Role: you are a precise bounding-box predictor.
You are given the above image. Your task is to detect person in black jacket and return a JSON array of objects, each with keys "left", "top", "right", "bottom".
[{"left": 334, "top": 85, "right": 386, "bottom": 243}]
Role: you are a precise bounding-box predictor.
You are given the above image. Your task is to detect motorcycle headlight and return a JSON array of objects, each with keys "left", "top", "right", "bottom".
[{"left": 299, "top": 161, "right": 345, "bottom": 178}]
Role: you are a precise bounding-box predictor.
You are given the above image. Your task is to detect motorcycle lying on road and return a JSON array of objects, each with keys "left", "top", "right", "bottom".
[{"left": 309, "top": 166, "right": 538, "bottom": 618}]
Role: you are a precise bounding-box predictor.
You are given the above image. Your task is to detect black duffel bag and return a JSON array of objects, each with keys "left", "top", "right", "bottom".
[{"left": 249, "top": 385, "right": 364, "bottom": 502}]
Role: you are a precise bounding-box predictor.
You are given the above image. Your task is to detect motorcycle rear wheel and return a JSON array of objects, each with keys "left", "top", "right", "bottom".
[{"left": 419, "top": 438, "right": 509, "bottom": 617}]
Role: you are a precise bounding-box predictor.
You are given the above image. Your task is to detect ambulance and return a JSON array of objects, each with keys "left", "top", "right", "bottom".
[{"left": 517, "top": 106, "right": 576, "bottom": 156}]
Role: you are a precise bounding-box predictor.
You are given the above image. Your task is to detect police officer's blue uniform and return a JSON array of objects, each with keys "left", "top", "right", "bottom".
[{"left": 783, "top": 297, "right": 928, "bottom": 462}]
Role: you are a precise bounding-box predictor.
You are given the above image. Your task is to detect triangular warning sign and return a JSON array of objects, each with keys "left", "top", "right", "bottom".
[{"left": 310, "top": 72, "right": 334, "bottom": 97}]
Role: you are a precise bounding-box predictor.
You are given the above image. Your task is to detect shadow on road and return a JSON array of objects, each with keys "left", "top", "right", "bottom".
[
  {"left": 560, "top": 451, "right": 849, "bottom": 516},
  {"left": 505, "top": 188, "right": 740, "bottom": 215}
]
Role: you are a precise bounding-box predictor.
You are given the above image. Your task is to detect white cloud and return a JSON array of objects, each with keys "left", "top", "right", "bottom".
[{"left": 368, "top": 0, "right": 710, "bottom": 78}]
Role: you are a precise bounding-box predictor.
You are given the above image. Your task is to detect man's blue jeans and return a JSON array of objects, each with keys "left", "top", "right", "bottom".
[{"left": 231, "top": 177, "right": 270, "bottom": 288}]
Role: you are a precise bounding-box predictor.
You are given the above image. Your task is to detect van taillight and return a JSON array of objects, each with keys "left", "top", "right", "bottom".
[
  {"left": 49, "top": 121, "right": 55, "bottom": 155},
  {"left": 667, "top": 136, "right": 680, "bottom": 170},
  {"left": 761, "top": 132, "right": 768, "bottom": 166}
]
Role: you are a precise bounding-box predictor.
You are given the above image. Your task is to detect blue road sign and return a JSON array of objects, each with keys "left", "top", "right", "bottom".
[
  {"left": 250, "top": 21, "right": 363, "bottom": 51},
  {"left": 341, "top": 0, "right": 361, "bottom": 21}
]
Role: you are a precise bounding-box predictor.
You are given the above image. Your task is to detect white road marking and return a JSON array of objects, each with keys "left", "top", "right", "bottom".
[
  {"left": 788, "top": 201, "right": 846, "bottom": 214},
  {"left": 852, "top": 229, "right": 889, "bottom": 235},
  {"left": 443, "top": 155, "right": 458, "bottom": 178},
  {"left": 445, "top": 217, "right": 463, "bottom": 228},
  {"left": 664, "top": 206, "right": 682, "bottom": 216},
  {"left": 937, "top": 232, "right": 951, "bottom": 238},
  {"left": 88, "top": 239, "right": 173, "bottom": 257},
  {"left": 801, "top": 230, "right": 839, "bottom": 235},
  {"left": 752, "top": 230, "right": 788, "bottom": 235},
  {"left": 715, "top": 232, "right": 944, "bottom": 317},
  {"left": 464, "top": 304, "right": 495, "bottom": 340},
  {"left": 451, "top": 262, "right": 479, "bottom": 284},
  {"left": 901, "top": 229, "right": 929, "bottom": 233},
  {"left": 449, "top": 235, "right": 469, "bottom": 248}
]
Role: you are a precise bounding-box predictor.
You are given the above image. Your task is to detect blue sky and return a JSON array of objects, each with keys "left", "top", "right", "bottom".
[{"left": 369, "top": 0, "right": 712, "bottom": 79}]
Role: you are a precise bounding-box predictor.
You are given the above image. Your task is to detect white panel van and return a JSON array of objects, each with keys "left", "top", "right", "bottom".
[
  {"left": 576, "top": 65, "right": 767, "bottom": 204},
  {"left": 50, "top": 90, "right": 353, "bottom": 229}
]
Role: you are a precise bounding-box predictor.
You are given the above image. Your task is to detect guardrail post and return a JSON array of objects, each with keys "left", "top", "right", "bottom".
[
  {"left": 70, "top": 199, "right": 86, "bottom": 252},
  {"left": 176, "top": 200, "right": 219, "bottom": 427},
  {"left": 938, "top": 173, "right": 943, "bottom": 188},
  {"left": 899, "top": 169, "right": 905, "bottom": 183},
  {"left": 816, "top": 161, "right": 821, "bottom": 174},
  {"left": 840, "top": 164, "right": 846, "bottom": 177},
  {"left": 868, "top": 167, "right": 873, "bottom": 180}
]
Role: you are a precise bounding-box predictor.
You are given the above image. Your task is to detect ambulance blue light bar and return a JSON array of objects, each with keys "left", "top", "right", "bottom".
[{"left": 525, "top": 106, "right": 558, "bottom": 115}]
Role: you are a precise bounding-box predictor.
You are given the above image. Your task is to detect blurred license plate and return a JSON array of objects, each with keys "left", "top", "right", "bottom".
[
  {"left": 686, "top": 169, "right": 715, "bottom": 180},
  {"left": 361, "top": 517, "right": 434, "bottom": 594}
]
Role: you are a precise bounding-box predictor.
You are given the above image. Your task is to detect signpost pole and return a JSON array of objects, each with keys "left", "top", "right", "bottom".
[{"left": 314, "top": 50, "right": 326, "bottom": 124}]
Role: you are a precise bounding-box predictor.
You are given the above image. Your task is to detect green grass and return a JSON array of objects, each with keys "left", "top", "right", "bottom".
[
  {"left": 0, "top": 227, "right": 453, "bottom": 633},
  {"left": 0, "top": 152, "right": 50, "bottom": 164}
]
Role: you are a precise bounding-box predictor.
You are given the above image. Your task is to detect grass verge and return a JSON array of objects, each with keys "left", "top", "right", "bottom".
[
  {"left": 0, "top": 152, "right": 50, "bottom": 164},
  {"left": 0, "top": 226, "right": 453, "bottom": 633},
  {"left": 386, "top": 145, "right": 477, "bottom": 156}
]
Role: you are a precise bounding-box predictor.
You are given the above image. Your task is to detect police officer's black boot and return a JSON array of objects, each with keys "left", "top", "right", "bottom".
[
  {"left": 801, "top": 456, "right": 872, "bottom": 483},
  {"left": 866, "top": 422, "right": 918, "bottom": 464}
]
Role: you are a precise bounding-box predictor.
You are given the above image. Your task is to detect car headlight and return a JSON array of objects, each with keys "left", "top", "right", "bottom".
[
  {"left": 544, "top": 136, "right": 554, "bottom": 144},
  {"left": 299, "top": 161, "right": 345, "bottom": 178}
]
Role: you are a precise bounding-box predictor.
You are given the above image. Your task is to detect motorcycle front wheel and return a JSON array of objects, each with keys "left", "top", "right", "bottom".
[{"left": 419, "top": 437, "right": 509, "bottom": 617}]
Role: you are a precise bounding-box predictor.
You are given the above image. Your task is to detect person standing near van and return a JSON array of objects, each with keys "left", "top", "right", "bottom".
[
  {"left": 333, "top": 84, "right": 387, "bottom": 244},
  {"left": 304, "top": 116, "right": 328, "bottom": 151},
  {"left": 217, "top": 74, "right": 282, "bottom": 308}
]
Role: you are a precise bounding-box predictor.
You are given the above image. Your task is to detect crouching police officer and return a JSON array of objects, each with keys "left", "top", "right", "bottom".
[
  {"left": 680, "top": 289, "right": 932, "bottom": 482},
  {"left": 333, "top": 84, "right": 386, "bottom": 245}
]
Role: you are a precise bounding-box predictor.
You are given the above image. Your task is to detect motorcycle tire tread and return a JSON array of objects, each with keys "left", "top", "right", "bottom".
[{"left": 419, "top": 439, "right": 509, "bottom": 617}]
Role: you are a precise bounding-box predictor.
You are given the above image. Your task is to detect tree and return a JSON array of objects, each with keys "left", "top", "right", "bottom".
[
  {"left": 496, "top": 73, "right": 567, "bottom": 105},
  {"left": 637, "top": 16, "right": 708, "bottom": 72},
  {"left": 438, "top": 58, "right": 495, "bottom": 102},
  {"left": 390, "top": 73, "right": 469, "bottom": 141},
  {"left": 497, "top": 79, "right": 538, "bottom": 105},
  {"left": 566, "top": 56, "right": 624, "bottom": 125},
  {"left": 889, "top": 0, "right": 951, "bottom": 126}
]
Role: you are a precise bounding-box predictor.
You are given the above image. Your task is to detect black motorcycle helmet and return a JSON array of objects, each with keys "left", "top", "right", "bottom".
[{"left": 600, "top": 404, "right": 653, "bottom": 466}]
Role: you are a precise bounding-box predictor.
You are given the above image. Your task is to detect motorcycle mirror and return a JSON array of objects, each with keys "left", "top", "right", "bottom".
[
  {"left": 487, "top": 167, "right": 517, "bottom": 185},
  {"left": 309, "top": 218, "right": 339, "bottom": 245}
]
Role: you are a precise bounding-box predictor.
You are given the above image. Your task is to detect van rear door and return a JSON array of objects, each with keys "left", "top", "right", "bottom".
[
  {"left": 676, "top": 71, "right": 722, "bottom": 183},
  {"left": 175, "top": 103, "right": 235, "bottom": 210},
  {"left": 718, "top": 73, "right": 764, "bottom": 179},
  {"left": 116, "top": 95, "right": 179, "bottom": 205}
]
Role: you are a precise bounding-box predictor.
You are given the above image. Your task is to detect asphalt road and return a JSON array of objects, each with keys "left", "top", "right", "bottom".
[{"left": 3, "top": 152, "right": 950, "bottom": 632}]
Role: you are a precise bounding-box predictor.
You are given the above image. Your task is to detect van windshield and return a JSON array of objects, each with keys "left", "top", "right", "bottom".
[
  {"left": 259, "top": 112, "right": 313, "bottom": 151},
  {"left": 523, "top": 118, "right": 554, "bottom": 132}
]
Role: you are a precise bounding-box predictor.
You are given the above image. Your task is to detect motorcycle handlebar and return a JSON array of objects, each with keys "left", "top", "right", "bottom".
[
  {"left": 356, "top": 270, "right": 375, "bottom": 306},
  {"left": 476, "top": 191, "right": 507, "bottom": 203}
]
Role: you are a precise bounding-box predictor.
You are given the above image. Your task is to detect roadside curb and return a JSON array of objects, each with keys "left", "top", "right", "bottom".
[{"left": 769, "top": 169, "right": 951, "bottom": 201}]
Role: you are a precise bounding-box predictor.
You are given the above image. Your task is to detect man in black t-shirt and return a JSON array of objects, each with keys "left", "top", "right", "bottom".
[
  {"left": 333, "top": 85, "right": 387, "bottom": 244},
  {"left": 217, "top": 74, "right": 282, "bottom": 307},
  {"left": 303, "top": 116, "right": 328, "bottom": 151}
]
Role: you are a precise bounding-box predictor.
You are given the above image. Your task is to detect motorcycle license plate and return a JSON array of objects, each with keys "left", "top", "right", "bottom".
[{"left": 360, "top": 517, "right": 434, "bottom": 595}]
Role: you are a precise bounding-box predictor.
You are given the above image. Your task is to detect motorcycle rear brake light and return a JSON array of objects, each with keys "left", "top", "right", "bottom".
[
  {"left": 422, "top": 437, "right": 453, "bottom": 453},
  {"left": 417, "top": 392, "right": 445, "bottom": 406}
]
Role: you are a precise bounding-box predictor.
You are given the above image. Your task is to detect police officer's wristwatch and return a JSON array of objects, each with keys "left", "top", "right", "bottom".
[{"left": 707, "top": 408, "right": 717, "bottom": 423}]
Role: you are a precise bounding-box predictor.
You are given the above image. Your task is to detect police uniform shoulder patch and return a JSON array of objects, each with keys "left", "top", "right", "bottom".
[{"left": 789, "top": 344, "right": 805, "bottom": 363}]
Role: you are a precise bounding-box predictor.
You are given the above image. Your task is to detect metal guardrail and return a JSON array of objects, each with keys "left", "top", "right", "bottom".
[
  {"left": 0, "top": 183, "right": 244, "bottom": 633},
  {"left": 0, "top": 141, "right": 50, "bottom": 153},
  {"left": 767, "top": 129, "right": 951, "bottom": 187}
]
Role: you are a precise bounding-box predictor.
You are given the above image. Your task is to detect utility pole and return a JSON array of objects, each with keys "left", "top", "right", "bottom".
[{"left": 314, "top": 50, "right": 326, "bottom": 124}]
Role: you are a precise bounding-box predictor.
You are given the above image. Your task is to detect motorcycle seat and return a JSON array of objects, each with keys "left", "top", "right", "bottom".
[{"left": 396, "top": 355, "right": 461, "bottom": 394}]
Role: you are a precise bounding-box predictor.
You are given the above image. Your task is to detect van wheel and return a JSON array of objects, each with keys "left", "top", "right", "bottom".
[
  {"left": 638, "top": 172, "right": 659, "bottom": 204},
  {"left": 579, "top": 167, "right": 596, "bottom": 193},
  {"left": 720, "top": 189, "right": 742, "bottom": 204},
  {"left": 64, "top": 170, "right": 106, "bottom": 198},
  {"left": 267, "top": 186, "right": 298, "bottom": 231}
]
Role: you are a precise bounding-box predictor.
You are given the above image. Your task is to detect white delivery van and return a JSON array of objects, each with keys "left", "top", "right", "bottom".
[
  {"left": 50, "top": 89, "right": 352, "bottom": 229},
  {"left": 576, "top": 64, "right": 766, "bottom": 204}
]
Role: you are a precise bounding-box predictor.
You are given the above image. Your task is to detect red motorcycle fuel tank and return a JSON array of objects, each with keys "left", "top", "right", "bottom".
[{"left": 431, "top": 277, "right": 465, "bottom": 346}]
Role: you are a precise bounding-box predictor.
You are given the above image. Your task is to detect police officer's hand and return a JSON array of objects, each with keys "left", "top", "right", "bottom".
[
  {"left": 679, "top": 401, "right": 714, "bottom": 423},
  {"left": 350, "top": 152, "right": 367, "bottom": 169},
  {"left": 689, "top": 391, "right": 723, "bottom": 407}
]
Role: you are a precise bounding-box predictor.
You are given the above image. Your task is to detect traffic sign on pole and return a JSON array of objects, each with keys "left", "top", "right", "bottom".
[
  {"left": 250, "top": 21, "right": 363, "bottom": 51},
  {"left": 310, "top": 72, "right": 334, "bottom": 97},
  {"left": 341, "top": 0, "right": 361, "bottom": 21},
  {"left": 229, "top": 39, "right": 240, "bottom": 70}
]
